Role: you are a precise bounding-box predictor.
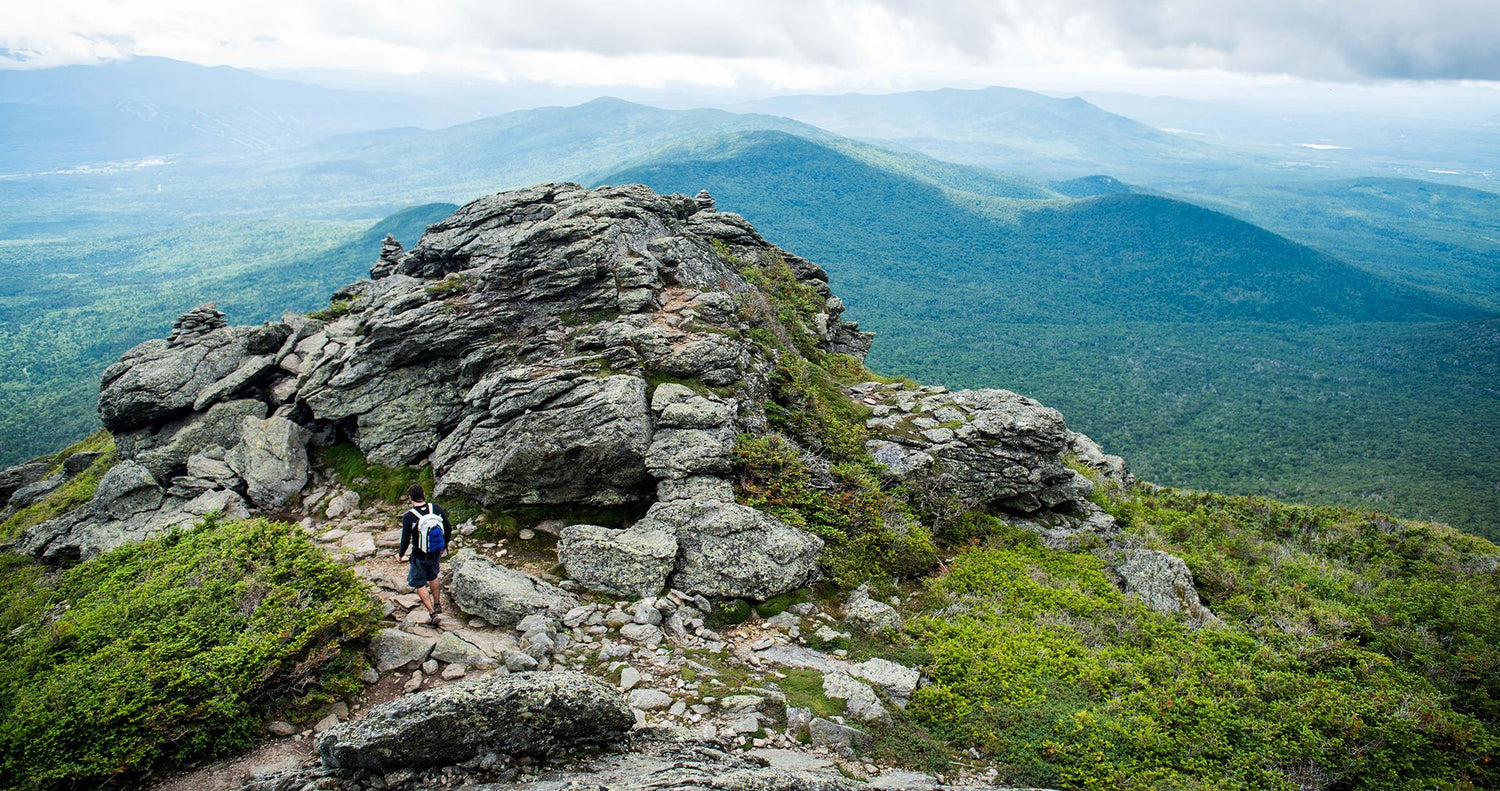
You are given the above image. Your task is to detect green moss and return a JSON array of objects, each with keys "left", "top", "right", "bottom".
[
  {"left": 316, "top": 442, "right": 436, "bottom": 505},
  {"left": 755, "top": 589, "right": 812, "bottom": 618},
  {"left": 0, "top": 517, "right": 379, "bottom": 790},
  {"left": 424, "top": 274, "right": 475, "bottom": 297},
  {"left": 709, "top": 598, "right": 753, "bottom": 626},
  {"left": 474, "top": 503, "right": 647, "bottom": 542},
  {"left": 306, "top": 297, "right": 357, "bottom": 322},
  {"left": 777, "top": 668, "right": 846, "bottom": 720}
]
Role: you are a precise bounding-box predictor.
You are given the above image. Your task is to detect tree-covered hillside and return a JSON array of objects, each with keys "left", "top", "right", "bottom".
[{"left": 601, "top": 131, "right": 1500, "bottom": 538}]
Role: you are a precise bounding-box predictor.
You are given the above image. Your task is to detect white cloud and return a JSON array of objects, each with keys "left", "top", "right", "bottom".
[{"left": 2, "top": 0, "right": 1498, "bottom": 89}]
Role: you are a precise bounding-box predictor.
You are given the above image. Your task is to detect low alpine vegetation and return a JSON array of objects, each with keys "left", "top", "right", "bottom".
[
  {"left": 903, "top": 486, "right": 1499, "bottom": 791},
  {"left": 0, "top": 517, "right": 379, "bottom": 790}
]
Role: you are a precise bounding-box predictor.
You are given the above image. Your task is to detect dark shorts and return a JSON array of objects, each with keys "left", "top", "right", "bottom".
[{"left": 408, "top": 555, "right": 441, "bottom": 588}]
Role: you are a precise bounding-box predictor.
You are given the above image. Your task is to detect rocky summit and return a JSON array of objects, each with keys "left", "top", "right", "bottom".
[
  {"left": 0, "top": 181, "right": 1333, "bottom": 791},
  {"left": 10, "top": 182, "right": 1131, "bottom": 602}
]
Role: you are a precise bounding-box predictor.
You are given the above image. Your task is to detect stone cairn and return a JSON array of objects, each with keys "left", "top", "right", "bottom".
[
  {"left": 694, "top": 190, "right": 715, "bottom": 213},
  {"left": 166, "top": 303, "right": 227, "bottom": 347},
  {"left": 370, "top": 234, "right": 405, "bottom": 280}
]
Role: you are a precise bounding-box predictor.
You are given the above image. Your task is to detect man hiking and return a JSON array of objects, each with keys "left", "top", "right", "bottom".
[{"left": 397, "top": 484, "right": 451, "bottom": 615}]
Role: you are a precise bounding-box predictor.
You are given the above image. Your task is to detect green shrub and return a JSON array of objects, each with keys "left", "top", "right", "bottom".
[
  {"left": 0, "top": 517, "right": 379, "bottom": 790},
  {"left": 733, "top": 435, "right": 936, "bottom": 586},
  {"left": 904, "top": 491, "right": 1500, "bottom": 791},
  {"left": 763, "top": 356, "right": 870, "bottom": 461}
]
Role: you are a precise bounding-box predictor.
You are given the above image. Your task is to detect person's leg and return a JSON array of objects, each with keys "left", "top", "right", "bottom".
[
  {"left": 410, "top": 558, "right": 436, "bottom": 613},
  {"left": 428, "top": 576, "right": 442, "bottom": 613}
]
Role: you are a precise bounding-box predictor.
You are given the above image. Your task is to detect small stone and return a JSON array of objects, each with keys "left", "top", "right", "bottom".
[
  {"left": 314, "top": 713, "right": 341, "bottom": 733},
  {"left": 267, "top": 720, "right": 297, "bottom": 737},
  {"left": 628, "top": 688, "right": 674, "bottom": 711},
  {"left": 632, "top": 599, "right": 663, "bottom": 626},
  {"left": 361, "top": 667, "right": 380, "bottom": 684},
  {"left": 720, "top": 694, "right": 764, "bottom": 713},
  {"left": 442, "top": 663, "right": 467, "bottom": 680},
  {"left": 404, "top": 671, "right": 424, "bottom": 693},
  {"left": 728, "top": 714, "right": 761, "bottom": 734},
  {"left": 619, "top": 623, "right": 664, "bottom": 646},
  {"left": 503, "top": 651, "right": 539, "bottom": 672},
  {"left": 518, "top": 528, "right": 536, "bottom": 540},
  {"left": 620, "top": 666, "right": 642, "bottom": 692},
  {"left": 421, "top": 659, "right": 439, "bottom": 676}
]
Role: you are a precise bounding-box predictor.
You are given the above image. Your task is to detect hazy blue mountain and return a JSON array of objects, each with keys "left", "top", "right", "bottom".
[
  {"left": 0, "top": 57, "right": 463, "bottom": 172},
  {"left": 747, "top": 86, "right": 1500, "bottom": 317},
  {"left": 1081, "top": 90, "right": 1500, "bottom": 187},
  {"left": 740, "top": 86, "right": 1246, "bottom": 181},
  {"left": 600, "top": 130, "right": 1500, "bottom": 535},
  {"left": 0, "top": 97, "right": 832, "bottom": 236}
]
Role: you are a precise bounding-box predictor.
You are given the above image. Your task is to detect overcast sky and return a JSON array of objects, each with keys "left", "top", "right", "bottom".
[{"left": 4, "top": 0, "right": 1500, "bottom": 97}]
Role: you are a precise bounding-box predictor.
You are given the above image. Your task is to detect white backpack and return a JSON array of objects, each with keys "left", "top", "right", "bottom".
[{"left": 410, "top": 504, "right": 446, "bottom": 554}]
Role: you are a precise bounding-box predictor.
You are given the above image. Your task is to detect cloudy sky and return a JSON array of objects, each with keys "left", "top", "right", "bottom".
[{"left": 3, "top": 0, "right": 1499, "bottom": 96}]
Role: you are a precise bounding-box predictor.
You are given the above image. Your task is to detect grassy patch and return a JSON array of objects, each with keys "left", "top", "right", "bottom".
[
  {"left": 424, "top": 274, "right": 475, "bottom": 297},
  {"left": 306, "top": 297, "right": 357, "bottom": 322},
  {"left": 0, "top": 517, "right": 379, "bottom": 790},
  {"left": 777, "top": 668, "right": 846, "bottom": 719},
  {"left": 0, "top": 433, "right": 117, "bottom": 542}
]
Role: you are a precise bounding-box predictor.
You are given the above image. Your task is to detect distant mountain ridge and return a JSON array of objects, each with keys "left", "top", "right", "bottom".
[{"left": 602, "top": 129, "right": 1481, "bottom": 326}]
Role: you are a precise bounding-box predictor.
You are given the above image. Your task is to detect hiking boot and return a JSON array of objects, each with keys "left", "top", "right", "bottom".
[{"left": 434, "top": 602, "right": 443, "bottom": 615}]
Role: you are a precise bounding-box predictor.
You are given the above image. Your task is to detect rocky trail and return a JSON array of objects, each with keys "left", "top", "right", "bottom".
[{"left": 145, "top": 459, "right": 989, "bottom": 791}]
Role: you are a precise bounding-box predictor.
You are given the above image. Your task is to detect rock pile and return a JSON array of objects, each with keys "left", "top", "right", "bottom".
[{"left": 166, "top": 302, "right": 228, "bottom": 347}]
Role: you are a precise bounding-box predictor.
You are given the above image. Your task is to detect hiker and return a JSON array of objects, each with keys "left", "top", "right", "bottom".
[{"left": 397, "top": 483, "right": 451, "bottom": 615}]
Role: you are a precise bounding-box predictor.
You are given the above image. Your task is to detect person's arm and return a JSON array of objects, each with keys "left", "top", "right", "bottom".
[{"left": 397, "top": 512, "right": 412, "bottom": 558}]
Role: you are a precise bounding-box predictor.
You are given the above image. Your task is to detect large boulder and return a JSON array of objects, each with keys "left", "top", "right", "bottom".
[
  {"left": 635, "top": 500, "right": 823, "bottom": 600},
  {"left": 1116, "top": 548, "right": 1219, "bottom": 626},
  {"left": 448, "top": 549, "right": 581, "bottom": 626},
  {"left": 859, "top": 384, "right": 1095, "bottom": 514},
  {"left": 318, "top": 671, "right": 632, "bottom": 770},
  {"left": 0, "top": 460, "right": 51, "bottom": 505},
  {"left": 16, "top": 462, "right": 250, "bottom": 563},
  {"left": 226, "top": 415, "right": 311, "bottom": 509},
  {"left": 558, "top": 524, "right": 679, "bottom": 598},
  {"left": 254, "top": 726, "right": 986, "bottom": 791},
  {"left": 98, "top": 310, "right": 288, "bottom": 433}
]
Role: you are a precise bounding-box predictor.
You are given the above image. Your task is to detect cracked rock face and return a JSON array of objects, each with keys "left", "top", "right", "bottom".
[
  {"left": 318, "top": 671, "right": 632, "bottom": 771},
  {"left": 854, "top": 382, "right": 1102, "bottom": 514}
]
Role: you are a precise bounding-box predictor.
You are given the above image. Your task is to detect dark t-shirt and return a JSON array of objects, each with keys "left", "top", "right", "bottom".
[{"left": 399, "top": 502, "right": 452, "bottom": 561}]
